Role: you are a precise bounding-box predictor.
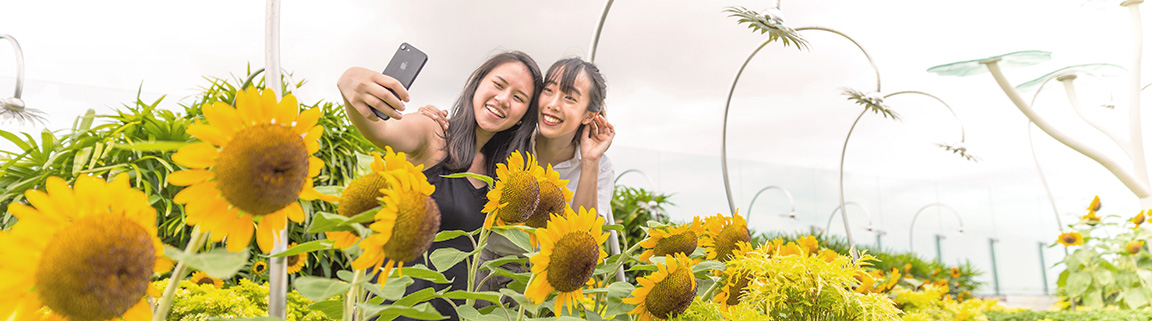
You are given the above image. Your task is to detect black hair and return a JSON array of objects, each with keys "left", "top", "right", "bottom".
[
  {"left": 544, "top": 58, "right": 607, "bottom": 145},
  {"left": 442, "top": 51, "right": 543, "bottom": 176}
]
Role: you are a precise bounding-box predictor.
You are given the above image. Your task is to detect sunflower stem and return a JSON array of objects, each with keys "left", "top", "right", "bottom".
[
  {"left": 601, "top": 241, "right": 643, "bottom": 285},
  {"left": 343, "top": 269, "right": 364, "bottom": 321},
  {"left": 701, "top": 277, "right": 722, "bottom": 301},
  {"left": 152, "top": 226, "right": 207, "bottom": 321},
  {"left": 467, "top": 224, "right": 493, "bottom": 307}
]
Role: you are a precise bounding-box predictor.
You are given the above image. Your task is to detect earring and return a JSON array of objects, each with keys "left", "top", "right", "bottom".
[{"left": 517, "top": 121, "right": 522, "bottom": 125}]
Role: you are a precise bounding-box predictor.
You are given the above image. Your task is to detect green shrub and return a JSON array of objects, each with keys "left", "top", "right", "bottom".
[
  {"left": 986, "top": 310, "right": 1152, "bottom": 321},
  {"left": 156, "top": 278, "right": 332, "bottom": 321}
]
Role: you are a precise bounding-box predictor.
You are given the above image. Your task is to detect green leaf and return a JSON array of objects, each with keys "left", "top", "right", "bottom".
[
  {"left": 456, "top": 306, "right": 510, "bottom": 321},
  {"left": 603, "top": 224, "right": 625, "bottom": 233},
  {"left": 429, "top": 247, "right": 471, "bottom": 273},
  {"left": 399, "top": 265, "right": 452, "bottom": 284},
  {"left": 392, "top": 287, "right": 438, "bottom": 307},
  {"left": 492, "top": 226, "right": 534, "bottom": 252},
  {"left": 440, "top": 290, "right": 502, "bottom": 304},
  {"left": 499, "top": 288, "right": 537, "bottom": 311},
  {"left": 480, "top": 255, "right": 527, "bottom": 271},
  {"left": 434, "top": 230, "right": 470, "bottom": 242},
  {"left": 1138, "top": 269, "right": 1152, "bottom": 286},
  {"left": 267, "top": 239, "right": 333, "bottom": 258},
  {"left": 1066, "top": 271, "right": 1092, "bottom": 298},
  {"left": 441, "top": 172, "right": 493, "bottom": 187},
  {"left": 306, "top": 212, "right": 355, "bottom": 234},
  {"left": 113, "top": 141, "right": 190, "bottom": 152},
  {"left": 1123, "top": 287, "right": 1150, "bottom": 309},
  {"left": 358, "top": 302, "right": 444, "bottom": 320},
  {"left": 207, "top": 318, "right": 283, "bottom": 321},
  {"left": 294, "top": 276, "right": 350, "bottom": 302},
  {"left": 362, "top": 276, "right": 414, "bottom": 301},
  {"left": 1094, "top": 269, "right": 1115, "bottom": 287},
  {"left": 164, "top": 246, "right": 249, "bottom": 279},
  {"left": 693, "top": 260, "right": 725, "bottom": 275},
  {"left": 602, "top": 282, "right": 637, "bottom": 318},
  {"left": 307, "top": 300, "right": 343, "bottom": 320},
  {"left": 626, "top": 264, "right": 658, "bottom": 273},
  {"left": 341, "top": 206, "right": 380, "bottom": 225}
]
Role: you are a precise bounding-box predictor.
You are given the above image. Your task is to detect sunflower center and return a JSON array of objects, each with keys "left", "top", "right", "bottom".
[
  {"left": 715, "top": 223, "right": 750, "bottom": 262},
  {"left": 646, "top": 268, "right": 696, "bottom": 319},
  {"left": 36, "top": 215, "right": 155, "bottom": 321},
  {"left": 287, "top": 254, "right": 301, "bottom": 266},
  {"left": 254, "top": 263, "right": 267, "bottom": 273},
  {"left": 338, "top": 173, "right": 390, "bottom": 218},
  {"left": 653, "top": 231, "right": 698, "bottom": 258},
  {"left": 195, "top": 277, "right": 216, "bottom": 286},
  {"left": 725, "top": 273, "right": 752, "bottom": 306},
  {"left": 526, "top": 180, "right": 565, "bottom": 228},
  {"left": 1062, "top": 234, "right": 1078, "bottom": 244},
  {"left": 214, "top": 124, "right": 309, "bottom": 215},
  {"left": 1129, "top": 242, "right": 1143, "bottom": 254},
  {"left": 383, "top": 193, "right": 441, "bottom": 263},
  {"left": 547, "top": 232, "right": 600, "bottom": 292},
  {"left": 497, "top": 172, "right": 540, "bottom": 223}
]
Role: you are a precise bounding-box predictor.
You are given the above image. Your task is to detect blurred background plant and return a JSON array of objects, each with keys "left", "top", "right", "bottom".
[
  {"left": 610, "top": 184, "right": 673, "bottom": 282},
  {"left": 1052, "top": 205, "right": 1152, "bottom": 310},
  {"left": 153, "top": 278, "right": 332, "bottom": 321}
]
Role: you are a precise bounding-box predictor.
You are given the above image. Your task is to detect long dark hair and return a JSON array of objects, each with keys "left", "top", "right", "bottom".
[
  {"left": 545, "top": 58, "right": 607, "bottom": 145},
  {"left": 442, "top": 51, "right": 543, "bottom": 176}
]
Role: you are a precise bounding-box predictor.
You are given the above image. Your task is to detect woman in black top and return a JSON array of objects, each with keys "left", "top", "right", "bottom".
[{"left": 338, "top": 51, "right": 543, "bottom": 320}]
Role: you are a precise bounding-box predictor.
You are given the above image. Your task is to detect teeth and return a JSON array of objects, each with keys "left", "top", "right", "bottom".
[
  {"left": 486, "top": 105, "right": 506, "bottom": 118},
  {"left": 544, "top": 115, "right": 561, "bottom": 124}
]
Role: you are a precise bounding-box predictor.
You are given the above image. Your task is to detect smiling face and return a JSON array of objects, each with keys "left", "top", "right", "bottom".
[
  {"left": 538, "top": 67, "right": 596, "bottom": 139},
  {"left": 472, "top": 62, "right": 535, "bottom": 134}
]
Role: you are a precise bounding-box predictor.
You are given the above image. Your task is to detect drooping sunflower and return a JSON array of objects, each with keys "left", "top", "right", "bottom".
[
  {"left": 169, "top": 87, "right": 336, "bottom": 254},
  {"left": 1132, "top": 210, "right": 1146, "bottom": 230},
  {"left": 797, "top": 234, "right": 819, "bottom": 255},
  {"left": 639, "top": 217, "right": 704, "bottom": 263},
  {"left": 1128, "top": 240, "right": 1145, "bottom": 255},
  {"left": 190, "top": 271, "right": 224, "bottom": 289},
  {"left": 482, "top": 151, "right": 545, "bottom": 228},
  {"left": 525, "top": 164, "right": 573, "bottom": 228},
  {"left": 950, "top": 267, "right": 961, "bottom": 279},
  {"left": 624, "top": 252, "right": 699, "bottom": 321},
  {"left": 286, "top": 243, "right": 308, "bottom": 274},
  {"left": 1082, "top": 196, "right": 1102, "bottom": 223},
  {"left": 252, "top": 261, "right": 268, "bottom": 274},
  {"left": 525, "top": 207, "right": 609, "bottom": 314},
  {"left": 1058, "top": 231, "right": 1084, "bottom": 247},
  {"left": 0, "top": 174, "right": 168, "bottom": 321},
  {"left": 714, "top": 242, "right": 757, "bottom": 311},
  {"left": 328, "top": 147, "right": 424, "bottom": 250},
  {"left": 351, "top": 168, "right": 440, "bottom": 284},
  {"left": 700, "top": 211, "right": 750, "bottom": 263}
]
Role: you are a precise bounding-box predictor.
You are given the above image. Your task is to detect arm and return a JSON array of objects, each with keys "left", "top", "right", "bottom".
[
  {"left": 571, "top": 115, "right": 615, "bottom": 216},
  {"left": 338, "top": 67, "right": 444, "bottom": 167}
]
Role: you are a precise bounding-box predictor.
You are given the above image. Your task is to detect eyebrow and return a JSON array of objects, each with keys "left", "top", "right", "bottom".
[
  {"left": 495, "top": 75, "right": 528, "bottom": 98},
  {"left": 545, "top": 79, "right": 583, "bottom": 97}
]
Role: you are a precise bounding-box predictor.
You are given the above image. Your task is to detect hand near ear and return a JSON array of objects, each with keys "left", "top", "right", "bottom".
[{"left": 580, "top": 114, "right": 615, "bottom": 162}]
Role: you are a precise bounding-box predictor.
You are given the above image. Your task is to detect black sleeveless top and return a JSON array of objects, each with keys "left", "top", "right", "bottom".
[{"left": 393, "top": 162, "right": 487, "bottom": 321}]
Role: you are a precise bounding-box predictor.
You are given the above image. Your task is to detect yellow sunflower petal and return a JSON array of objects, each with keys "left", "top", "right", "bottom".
[
  {"left": 256, "top": 217, "right": 279, "bottom": 254},
  {"left": 294, "top": 107, "right": 322, "bottom": 135},
  {"left": 273, "top": 94, "right": 299, "bottom": 125},
  {"left": 121, "top": 299, "right": 151, "bottom": 321},
  {"left": 186, "top": 123, "right": 230, "bottom": 146},
  {"left": 284, "top": 201, "right": 305, "bottom": 223},
  {"left": 168, "top": 170, "right": 215, "bottom": 186},
  {"left": 309, "top": 156, "right": 324, "bottom": 177},
  {"left": 304, "top": 126, "right": 323, "bottom": 154},
  {"left": 204, "top": 101, "right": 244, "bottom": 134},
  {"left": 172, "top": 143, "right": 219, "bottom": 169},
  {"left": 226, "top": 216, "right": 255, "bottom": 253}
]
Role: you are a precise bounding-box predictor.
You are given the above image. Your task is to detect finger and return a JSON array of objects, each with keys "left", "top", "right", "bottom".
[
  {"left": 355, "top": 103, "right": 379, "bottom": 121},
  {"left": 363, "top": 93, "right": 403, "bottom": 120},
  {"left": 362, "top": 81, "right": 406, "bottom": 113},
  {"left": 374, "top": 74, "right": 410, "bottom": 102}
]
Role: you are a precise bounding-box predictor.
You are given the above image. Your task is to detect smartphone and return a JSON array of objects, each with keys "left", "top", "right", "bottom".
[{"left": 372, "top": 42, "right": 428, "bottom": 120}]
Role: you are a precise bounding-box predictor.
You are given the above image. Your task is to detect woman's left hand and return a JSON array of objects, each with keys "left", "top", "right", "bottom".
[{"left": 580, "top": 114, "right": 615, "bottom": 162}]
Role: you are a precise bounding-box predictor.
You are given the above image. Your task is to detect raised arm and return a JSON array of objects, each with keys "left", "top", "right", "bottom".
[
  {"left": 572, "top": 115, "right": 615, "bottom": 214},
  {"left": 338, "top": 67, "right": 444, "bottom": 167}
]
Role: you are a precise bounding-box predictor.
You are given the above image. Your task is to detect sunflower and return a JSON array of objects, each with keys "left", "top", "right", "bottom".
[
  {"left": 525, "top": 164, "right": 573, "bottom": 228},
  {"left": 797, "top": 234, "right": 819, "bottom": 255},
  {"left": 170, "top": 87, "right": 336, "bottom": 254},
  {"left": 950, "top": 267, "right": 961, "bottom": 278},
  {"left": 1127, "top": 240, "right": 1145, "bottom": 255},
  {"left": 252, "top": 261, "right": 268, "bottom": 274},
  {"left": 903, "top": 263, "right": 912, "bottom": 274},
  {"left": 286, "top": 243, "right": 308, "bottom": 274},
  {"left": 483, "top": 151, "right": 545, "bottom": 228},
  {"left": 624, "top": 252, "right": 699, "bottom": 321},
  {"left": 714, "top": 271, "right": 752, "bottom": 311},
  {"left": 1132, "top": 210, "right": 1146, "bottom": 230},
  {"left": 525, "top": 207, "right": 609, "bottom": 314},
  {"left": 1058, "top": 232, "right": 1084, "bottom": 247},
  {"left": 853, "top": 270, "right": 881, "bottom": 294},
  {"left": 190, "top": 271, "right": 223, "bottom": 289},
  {"left": 639, "top": 217, "right": 704, "bottom": 263},
  {"left": 776, "top": 242, "right": 804, "bottom": 257},
  {"left": 327, "top": 147, "right": 424, "bottom": 250},
  {"left": 351, "top": 168, "right": 440, "bottom": 284},
  {"left": 1082, "top": 196, "right": 1102, "bottom": 223},
  {"left": 0, "top": 174, "right": 168, "bottom": 321},
  {"left": 817, "top": 248, "right": 840, "bottom": 262},
  {"left": 877, "top": 268, "right": 902, "bottom": 292},
  {"left": 700, "top": 211, "right": 751, "bottom": 262}
]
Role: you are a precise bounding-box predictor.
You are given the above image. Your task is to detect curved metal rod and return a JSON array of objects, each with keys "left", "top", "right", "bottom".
[
  {"left": 908, "top": 203, "right": 965, "bottom": 252},
  {"left": 795, "top": 26, "right": 880, "bottom": 92},
  {"left": 587, "top": 0, "right": 615, "bottom": 63},
  {"left": 613, "top": 169, "right": 655, "bottom": 188},
  {"left": 0, "top": 35, "right": 24, "bottom": 100},
  {"left": 1028, "top": 121, "right": 1065, "bottom": 233},
  {"left": 721, "top": 39, "right": 775, "bottom": 214},
  {"left": 1028, "top": 69, "right": 1130, "bottom": 158},
  {"left": 824, "top": 201, "right": 876, "bottom": 235},
  {"left": 746, "top": 185, "right": 797, "bottom": 220},
  {"left": 884, "top": 91, "right": 966, "bottom": 142}
]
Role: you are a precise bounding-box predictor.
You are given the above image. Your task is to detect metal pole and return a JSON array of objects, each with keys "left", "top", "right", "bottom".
[
  {"left": 265, "top": 0, "right": 288, "bottom": 317},
  {"left": 989, "top": 238, "right": 1001, "bottom": 295},
  {"left": 935, "top": 234, "right": 944, "bottom": 263},
  {"left": 1038, "top": 241, "right": 1050, "bottom": 295},
  {"left": 876, "top": 233, "right": 883, "bottom": 249}
]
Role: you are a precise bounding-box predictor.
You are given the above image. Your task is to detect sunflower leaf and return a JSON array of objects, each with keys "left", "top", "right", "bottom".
[
  {"left": 295, "top": 276, "right": 350, "bottom": 302},
  {"left": 442, "top": 172, "right": 494, "bottom": 187},
  {"left": 306, "top": 212, "right": 356, "bottom": 233},
  {"left": 434, "top": 230, "right": 471, "bottom": 242},
  {"left": 266, "top": 239, "right": 333, "bottom": 258},
  {"left": 342, "top": 206, "right": 380, "bottom": 225},
  {"left": 456, "top": 306, "right": 511, "bottom": 321},
  {"left": 399, "top": 265, "right": 453, "bottom": 284},
  {"left": 306, "top": 300, "right": 343, "bottom": 320},
  {"left": 358, "top": 301, "right": 444, "bottom": 320},
  {"left": 480, "top": 255, "right": 528, "bottom": 272},
  {"left": 492, "top": 227, "right": 533, "bottom": 252},
  {"left": 439, "top": 290, "right": 503, "bottom": 304},
  {"left": 693, "top": 260, "right": 726, "bottom": 276},
  {"left": 1066, "top": 271, "right": 1092, "bottom": 297},
  {"left": 165, "top": 246, "right": 250, "bottom": 279},
  {"left": 112, "top": 140, "right": 191, "bottom": 152},
  {"left": 602, "top": 282, "right": 636, "bottom": 318},
  {"left": 362, "top": 276, "right": 414, "bottom": 301},
  {"left": 499, "top": 288, "right": 539, "bottom": 311}
]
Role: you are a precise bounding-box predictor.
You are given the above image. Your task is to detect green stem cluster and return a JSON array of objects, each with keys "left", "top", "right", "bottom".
[
  {"left": 153, "top": 227, "right": 207, "bottom": 321},
  {"left": 343, "top": 269, "right": 364, "bottom": 321}
]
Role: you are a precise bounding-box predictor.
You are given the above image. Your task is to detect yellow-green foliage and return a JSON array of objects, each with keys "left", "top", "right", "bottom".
[
  {"left": 668, "top": 298, "right": 766, "bottom": 321},
  {"left": 725, "top": 252, "right": 902, "bottom": 320},
  {"left": 154, "top": 278, "right": 332, "bottom": 321},
  {"left": 893, "top": 285, "right": 1003, "bottom": 321}
]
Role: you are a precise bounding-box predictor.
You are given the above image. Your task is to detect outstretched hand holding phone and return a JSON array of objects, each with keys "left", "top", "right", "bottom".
[{"left": 337, "top": 67, "right": 410, "bottom": 120}]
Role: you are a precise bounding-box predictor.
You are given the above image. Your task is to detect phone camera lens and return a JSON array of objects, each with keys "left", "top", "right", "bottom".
[{"left": 400, "top": 44, "right": 407, "bottom": 50}]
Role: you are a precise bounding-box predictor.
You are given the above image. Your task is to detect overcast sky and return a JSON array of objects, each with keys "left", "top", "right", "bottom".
[{"left": 0, "top": 0, "right": 1149, "bottom": 215}]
